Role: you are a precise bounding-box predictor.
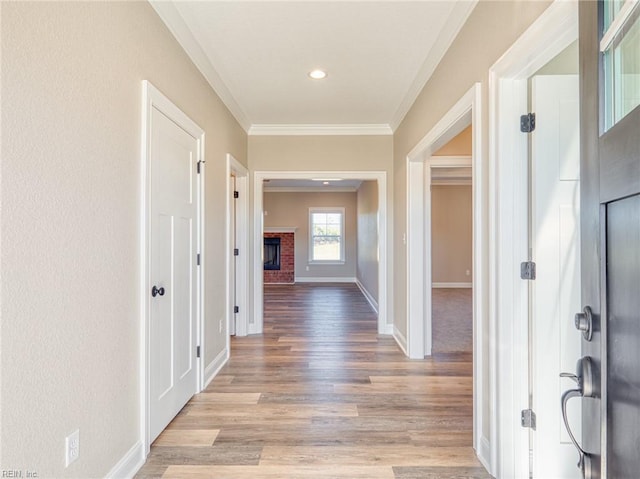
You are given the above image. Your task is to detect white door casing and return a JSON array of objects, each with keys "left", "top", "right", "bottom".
[
  {"left": 229, "top": 174, "right": 237, "bottom": 336},
  {"left": 252, "top": 171, "right": 388, "bottom": 336},
  {"left": 227, "top": 154, "right": 248, "bottom": 338},
  {"left": 531, "top": 74, "right": 581, "bottom": 478},
  {"left": 488, "top": 2, "right": 578, "bottom": 476},
  {"left": 141, "top": 81, "right": 205, "bottom": 450},
  {"left": 405, "top": 83, "right": 488, "bottom": 470}
]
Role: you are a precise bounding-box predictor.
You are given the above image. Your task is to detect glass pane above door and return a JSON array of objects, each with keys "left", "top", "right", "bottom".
[{"left": 602, "top": 2, "right": 640, "bottom": 130}]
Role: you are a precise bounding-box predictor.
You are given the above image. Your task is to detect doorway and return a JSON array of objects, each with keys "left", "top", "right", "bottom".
[
  {"left": 140, "top": 81, "right": 205, "bottom": 451},
  {"left": 227, "top": 154, "right": 249, "bottom": 338},
  {"left": 489, "top": 1, "right": 579, "bottom": 476},
  {"left": 251, "top": 171, "right": 389, "bottom": 336},
  {"left": 405, "top": 82, "right": 486, "bottom": 468}
]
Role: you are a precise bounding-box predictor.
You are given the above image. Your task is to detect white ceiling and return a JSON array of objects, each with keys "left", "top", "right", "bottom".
[{"left": 151, "top": 1, "right": 477, "bottom": 134}]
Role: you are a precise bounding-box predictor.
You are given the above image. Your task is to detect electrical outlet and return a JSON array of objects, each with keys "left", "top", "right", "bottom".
[
  {"left": 306, "top": 266, "right": 309, "bottom": 271},
  {"left": 466, "top": 269, "right": 471, "bottom": 276},
  {"left": 219, "top": 319, "right": 223, "bottom": 333},
  {"left": 65, "top": 429, "right": 79, "bottom": 467}
]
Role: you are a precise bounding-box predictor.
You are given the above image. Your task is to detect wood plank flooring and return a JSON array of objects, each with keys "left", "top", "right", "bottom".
[{"left": 136, "top": 283, "right": 491, "bottom": 479}]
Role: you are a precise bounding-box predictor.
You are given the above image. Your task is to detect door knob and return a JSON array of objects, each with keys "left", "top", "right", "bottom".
[
  {"left": 560, "top": 357, "right": 595, "bottom": 479},
  {"left": 575, "top": 306, "right": 593, "bottom": 341},
  {"left": 151, "top": 285, "right": 165, "bottom": 297}
]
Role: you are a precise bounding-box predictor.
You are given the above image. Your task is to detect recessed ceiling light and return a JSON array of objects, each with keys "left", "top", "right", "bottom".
[
  {"left": 312, "top": 178, "right": 342, "bottom": 182},
  {"left": 309, "top": 69, "right": 327, "bottom": 80},
  {"left": 323, "top": 181, "right": 330, "bottom": 185}
]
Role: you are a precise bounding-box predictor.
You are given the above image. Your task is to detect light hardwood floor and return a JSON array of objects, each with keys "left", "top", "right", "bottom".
[{"left": 136, "top": 283, "right": 491, "bottom": 479}]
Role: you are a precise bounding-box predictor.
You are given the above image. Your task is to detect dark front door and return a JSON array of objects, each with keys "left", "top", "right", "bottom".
[{"left": 579, "top": 2, "right": 640, "bottom": 478}]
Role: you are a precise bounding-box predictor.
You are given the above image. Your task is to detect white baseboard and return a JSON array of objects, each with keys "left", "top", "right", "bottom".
[
  {"left": 105, "top": 441, "right": 145, "bottom": 479},
  {"left": 477, "top": 435, "right": 492, "bottom": 476},
  {"left": 432, "top": 282, "right": 472, "bottom": 288},
  {"left": 393, "top": 325, "right": 408, "bottom": 356},
  {"left": 295, "top": 277, "right": 357, "bottom": 283},
  {"left": 203, "top": 347, "right": 229, "bottom": 389},
  {"left": 355, "top": 278, "right": 379, "bottom": 313}
]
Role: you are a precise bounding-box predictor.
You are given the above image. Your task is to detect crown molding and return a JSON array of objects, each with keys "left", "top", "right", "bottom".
[
  {"left": 149, "top": 1, "right": 251, "bottom": 131},
  {"left": 248, "top": 124, "right": 393, "bottom": 136},
  {"left": 264, "top": 186, "right": 358, "bottom": 193},
  {"left": 389, "top": 0, "right": 478, "bottom": 131}
]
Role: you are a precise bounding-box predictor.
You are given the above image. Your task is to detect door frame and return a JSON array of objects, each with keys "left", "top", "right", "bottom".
[
  {"left": 488, "top": 1, "right": 578, "bottom": 477},
  {"left": 252, "top": 170, "right": 388, "bottom": 335},
  {"left": 227, "top": 154, "right": 249, "bottom": 338},
  {"left": 405, "top": 83, "right": 486, "bottom": 467},
  {"left": 139, "top": 81, "right": 205, "bottom": 454}
]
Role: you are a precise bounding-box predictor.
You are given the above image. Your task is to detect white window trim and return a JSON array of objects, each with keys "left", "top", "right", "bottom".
[
  {"left": 308, "top": 207, "right": 345, "bottom": 264},
  {"left": 600, "top": 0, "right": 639, "bottom": 52}
]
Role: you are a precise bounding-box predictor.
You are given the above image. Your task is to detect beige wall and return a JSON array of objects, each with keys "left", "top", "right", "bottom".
[
  {"left": 249, "top": 135, "right": 392, "bottom": 172},
  {"left": 431, "top": 186, "right": 473, "bottom": 284},
  {"left": 1, "top": 2, "right": 246, "bottom": 476},
  {"left": 356, "top": 181, "right": 379, "bottom": 301},
  {"left": 433, "top": 125, "right": 473, "bottom": 156},
  {"left": 264, "top": 192, "right": 357, "bottom": 279},
  {"left": 392, "top": 0, "right": 551, "bottom": 445}
]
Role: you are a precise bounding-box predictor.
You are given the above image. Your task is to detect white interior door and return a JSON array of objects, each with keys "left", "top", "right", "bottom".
[
  {"left": 229, "top": 174, "right": 237, "bottom": 336},
  {"left": 149, "top": 105, "right": 199, "bottom": 443},
  {"left": 531, "top": 74, "right": 581, "bottom": 478}
]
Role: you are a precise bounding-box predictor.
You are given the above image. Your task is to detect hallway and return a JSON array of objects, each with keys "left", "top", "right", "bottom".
[{"left": 136, "top": 283, "right": 490, "bottom": 478}]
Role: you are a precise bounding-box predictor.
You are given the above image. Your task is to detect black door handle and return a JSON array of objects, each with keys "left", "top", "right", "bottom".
[{"left": 151, "top": 285, "right": 165, "bottom": 297}]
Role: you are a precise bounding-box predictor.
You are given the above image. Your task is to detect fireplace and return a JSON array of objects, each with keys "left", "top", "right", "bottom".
[
  {"left": 264, "top": 237, "right": 281, "bottom": 270},
  {"left": 263, "top": 232, "right": 295, "bottom": 283}
]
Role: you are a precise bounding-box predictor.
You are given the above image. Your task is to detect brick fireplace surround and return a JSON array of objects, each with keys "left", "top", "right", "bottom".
[{"left": 264, "top": 232, "right": 295, "bottom": 283}]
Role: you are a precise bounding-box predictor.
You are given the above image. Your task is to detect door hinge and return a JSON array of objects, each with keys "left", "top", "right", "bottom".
[
  {"left": 196, "top": 346, "right": 201, "bottom": 358},
  {"left": 520, "top": 261, "right": 536, "bottom": 280},
  {"left": 234, "top": 191, "right": 239, "bottom": 199},
  {"left": 234, "top": 306, "right": 239, "bottom": 314},
  {"left": 521, "top": 409, "right": 536, "bottom": 429},
  {"left": 234, "top": 248, "right": 239, "bottom": 256},
  {"left": 196, "top": 253, "right": 201, "bottom": 266},
  {"left": 520, "top": 113, "right": 536, "bottom": 133},
  {"left": 197, "top": 161, "right": 205, "bottom": 174}
]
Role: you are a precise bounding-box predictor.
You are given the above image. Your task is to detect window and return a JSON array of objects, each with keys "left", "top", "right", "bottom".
[
  {"left": 309, "top": 207, "right": 345, "bottom": 263},
  {"left": 601, "top": 0, "right": 640, "bottom": 130}
]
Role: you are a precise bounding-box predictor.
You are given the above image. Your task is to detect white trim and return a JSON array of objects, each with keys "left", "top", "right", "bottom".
[
  {"left": 104, "top": 441, "right": 144, "bottom": 479},
  {"left": 488, "top": 2, "right": 578, "bottom": 478},
  {"left": 355, "top": 278, "right": 379, "bottom": 314},
  {"left": 309, "top": 206, "right": 345, "bottom": 263},
  {"left": 430, "top": 156, "right": 472, "bottom": 168},
  {"left": 600, "top": 0, "right": 639, "bottom": 52},
  {"left": 148, "top": 2, "right": 250, "bottom": 131},
  {"left": 393, "top": 325, "right": 408, "bottom": 356},
  {"left": 248, "top": 124, "right": 392, "bottom": 136},
  {"left": 264, "top": 186, "right": 358, "bottom": 193},
  {"left": 389, "top": 0, "right": 479, "bottom": 130},
  {"left": 254, "top": 170, "right": 389, "bottom": 336},
  {"left": 478, "top": 436, "right": 492, "bottom": 475},
  {"left": 405, "top": 83, "right": 486, "bottom": 470},
  {"left": 264, "top": 227, "right": 298, "bottom": 233},
  {"left": 432, "top": 282, "right": 472, "bottom": 288},
  {"left": 140, "top": 81, "right": 205, "bottom": 454},
  {"left": 227, "top": 154, "right": 249, "bottom": 337},
  {"left": 294, "top": 276, "right": 356, "bottom": 283},
  {"left": 203, "top": 347, "right": 230, "bottom": 389},
  {"left": 432, "top": 180, "right": 472, "bottom": 186}
]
